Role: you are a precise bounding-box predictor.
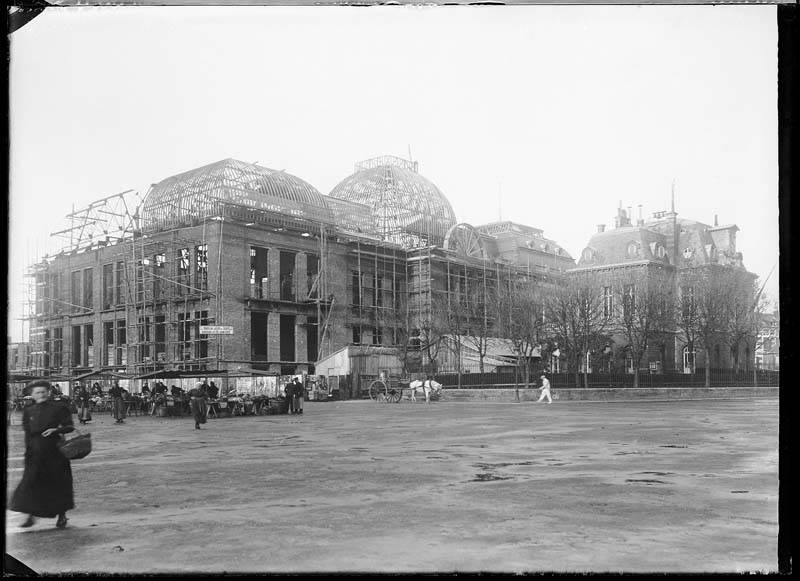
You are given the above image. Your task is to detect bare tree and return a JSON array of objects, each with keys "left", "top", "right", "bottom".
[
  {"left": 418, "top": 297, "right": 447, "bottom": 376},
  {"left": 610, "top": 267, "right": 674, "bottom": 388},
  {"left": 725, "top": 275, "right": 761, "bottom": 373},
  {"left": 497, "top": 278, "right": 546, "bottom": 389},
  {"left": 460, "top": 276, "right": 500, "bottom": 374},
  {"left": 435, "top": 289, "right": 471, "bottom": 388},
  {"left": 677, "top": 266, "right": 739, "bottom": 387},
  {"left": 544, "top": 272, "right": 610, "bottom": 388}
]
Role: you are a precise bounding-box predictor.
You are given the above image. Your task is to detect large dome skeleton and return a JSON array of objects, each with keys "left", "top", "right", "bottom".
[
  {"left": 140, "top": 158, "right": 332, "bottom": 232},
  {"left": 328, "top": 156, "right": 457, "bottom": 249}
]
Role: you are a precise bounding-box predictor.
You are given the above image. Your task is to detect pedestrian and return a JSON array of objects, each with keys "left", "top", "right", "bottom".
[
  {"left": 189, "top": 382, "right": 208, "bottom": 430},
  {"left": 207, "top": 381, "right": 219, "bottom": 399},
  {"left": 10, "top": 380, "right": 75, "bottom": 529},
  {"left": 91, "top": 382, "right": 102, "bottom": 397},
  {"left": 284, "top": 381, "right": 296, "bottom": 414},
  {"left": 76, "top": 384, "right": 92, "bottom": 425},
  {"left": 292, "top": 377, "right": 304, "bottom": 415},
  {"left": 109, "top": 382, "right": 126, "bottom": 423},
  {"left": 536, "top": 374, "right": 553, "bottom": 404}
]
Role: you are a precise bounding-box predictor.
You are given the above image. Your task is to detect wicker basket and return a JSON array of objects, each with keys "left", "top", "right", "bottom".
[{"left": 58, "top": 431, "right": 92, "bottom": 460}]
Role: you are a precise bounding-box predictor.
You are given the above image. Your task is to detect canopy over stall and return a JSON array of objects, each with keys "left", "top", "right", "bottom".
[
  {"left": 133, "top": 369, "right": 231, "bottom": 380},
  {"left": 230, "top": 367, "right": 279, "bottom": 377},
  {"left": 72, "top": 370, "right": 133, "bottom": 382}
]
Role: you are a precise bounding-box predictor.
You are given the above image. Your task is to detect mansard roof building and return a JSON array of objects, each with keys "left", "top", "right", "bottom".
[{"left": 569, "top": 204, "right": 756, "bottom": 374}]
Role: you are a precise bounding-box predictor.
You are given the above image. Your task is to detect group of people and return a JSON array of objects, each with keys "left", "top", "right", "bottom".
[
  {"left": 141, "top": 380, "right": 220, "bottom": 400},
  {"left": 72, "top": 381, "right": 129, "bottom": 425},
  {"left": 284, "top": 377, "right": 305, "bottom": 414}
]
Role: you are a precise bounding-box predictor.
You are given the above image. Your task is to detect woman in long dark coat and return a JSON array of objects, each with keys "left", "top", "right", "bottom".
[
  {"left": 109, "top": 382, "right": 126, "bottom": 424},
  {"left": 292, "top": 378, "right": 304, "bottom": 415},
  {"left": 10, "top": 380, "right": 75, "bottom": 529},
  {"left": 76, "top": 384, "right": 92, "bottom": 425},
  {"left": 189, "top": 382, "right": 208, "bottom": 430},
  {"left": 284, "top": 381, "right": 296, "bottom": 414}
]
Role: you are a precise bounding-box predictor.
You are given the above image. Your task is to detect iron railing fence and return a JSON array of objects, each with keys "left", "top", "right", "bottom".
[{"left": 432, "top": 368, "right": 779, "bottom": 389}]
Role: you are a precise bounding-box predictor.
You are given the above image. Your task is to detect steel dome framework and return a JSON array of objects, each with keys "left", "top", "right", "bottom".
[
  {"left": 140, "top": 159, "right": 334, "bottom": 232},
  {"left": 328, "top": 156, "right": 457, "bottom": 249}
]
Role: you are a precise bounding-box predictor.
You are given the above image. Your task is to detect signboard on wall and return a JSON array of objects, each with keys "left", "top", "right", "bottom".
[{"left": 199, "top": 325, "right": 234, "bottom": 335}]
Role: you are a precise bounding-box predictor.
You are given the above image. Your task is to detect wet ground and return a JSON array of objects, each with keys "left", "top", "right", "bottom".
[{"left": 5, "top": 398, "right": 779, "bottom": 574}]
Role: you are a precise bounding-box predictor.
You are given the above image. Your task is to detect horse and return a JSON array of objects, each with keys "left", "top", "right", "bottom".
[{"left": 407, "top": 379, "right": 443, "bottom": 403}]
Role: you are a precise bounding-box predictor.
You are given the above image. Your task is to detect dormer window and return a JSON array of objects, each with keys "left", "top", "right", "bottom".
[
  {"left": 626, "top": 242, "right": 640, "bottom": 258},
  {"left": 683, "top": 248, "right": 694, "bottom": 259},
  {"left": 582, "top": 248, "right": 595, "bottom": 262},
  {"left": 657, "top": 245, "right": 666, "bottom": 259}
]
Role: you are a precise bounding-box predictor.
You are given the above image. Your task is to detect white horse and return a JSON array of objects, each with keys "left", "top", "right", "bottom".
[{"left": 407, "top": 379, "right": 443, "bottom": 403}]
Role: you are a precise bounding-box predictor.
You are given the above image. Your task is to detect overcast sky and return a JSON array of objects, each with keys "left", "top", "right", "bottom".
[{"left": 7, "top": 5, "right": 779, "bottom": 342}]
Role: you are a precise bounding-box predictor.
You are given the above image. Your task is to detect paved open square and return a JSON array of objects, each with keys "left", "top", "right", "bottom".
[{"left": 6, "top": 397, "right": 779, "bottom": 574}]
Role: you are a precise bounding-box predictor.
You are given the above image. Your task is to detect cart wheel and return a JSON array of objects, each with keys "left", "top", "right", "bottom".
[
  {"left": 368, "top": 380, "right": 388, "bottom": 402},
  {"left": 386, "top": 389, "right": 402, "bottom": 403}
]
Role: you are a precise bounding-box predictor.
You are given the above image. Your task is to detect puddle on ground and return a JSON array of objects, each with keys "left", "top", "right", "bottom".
[
  {"left": 637, "top": 471, "right": 674, "bottom": 476},
  {"left": 731, "top": 490, "right": 749, "bottom": 494},
  {"left": 472, "top": 461, "right": 536, "bottom": 470},
  {"left": 625, "top": 479, "right": 669, "bottom": 485},
  {"left": 468, "top": 473, "right": 513, "bottom": 482},
  {"left": 659, "top": 445, "right": 688, "bottom": 448}
]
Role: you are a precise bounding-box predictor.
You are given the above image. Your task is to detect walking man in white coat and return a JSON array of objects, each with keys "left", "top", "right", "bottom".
[{"left": 537, "top": 374, "right": 552, "bottom": 404}]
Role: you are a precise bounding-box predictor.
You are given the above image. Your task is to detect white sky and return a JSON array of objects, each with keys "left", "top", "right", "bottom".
[{"left": 7, "top": 5, "right": 779, "bottom": 343}]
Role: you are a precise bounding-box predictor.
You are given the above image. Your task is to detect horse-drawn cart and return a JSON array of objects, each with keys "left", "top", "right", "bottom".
[{"left": 367, "top": 376, "right": 442, "bottom": 403}]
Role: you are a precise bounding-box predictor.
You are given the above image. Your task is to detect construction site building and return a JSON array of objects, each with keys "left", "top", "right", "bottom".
[{"left": 22, "top": 156, "right": 574, "bottom": 379}]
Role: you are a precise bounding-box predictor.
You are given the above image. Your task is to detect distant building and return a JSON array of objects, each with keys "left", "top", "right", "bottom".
[
  {"left": 756, "top": 310, "right": 779, "bottom": 371},
  {"left": 571, "top": 203, "right": 757, "bottom": 374}
]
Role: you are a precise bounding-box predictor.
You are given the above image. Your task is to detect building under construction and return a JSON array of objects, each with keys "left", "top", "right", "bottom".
[{"left": 23, "top": 156, "right": 574, "bottom": 379}]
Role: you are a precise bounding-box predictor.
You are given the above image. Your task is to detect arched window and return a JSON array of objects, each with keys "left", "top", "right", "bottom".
[{"left": 627, "top": 241, "right": 639, "bottom": 258}]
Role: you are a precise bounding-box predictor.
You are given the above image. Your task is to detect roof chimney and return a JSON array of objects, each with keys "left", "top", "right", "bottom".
[
  {"left": 714, "top": 214, "right": 719, "bottom": 227},
  {"left": 597, "top": 224, "right": 606, "bottom": 233}
]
